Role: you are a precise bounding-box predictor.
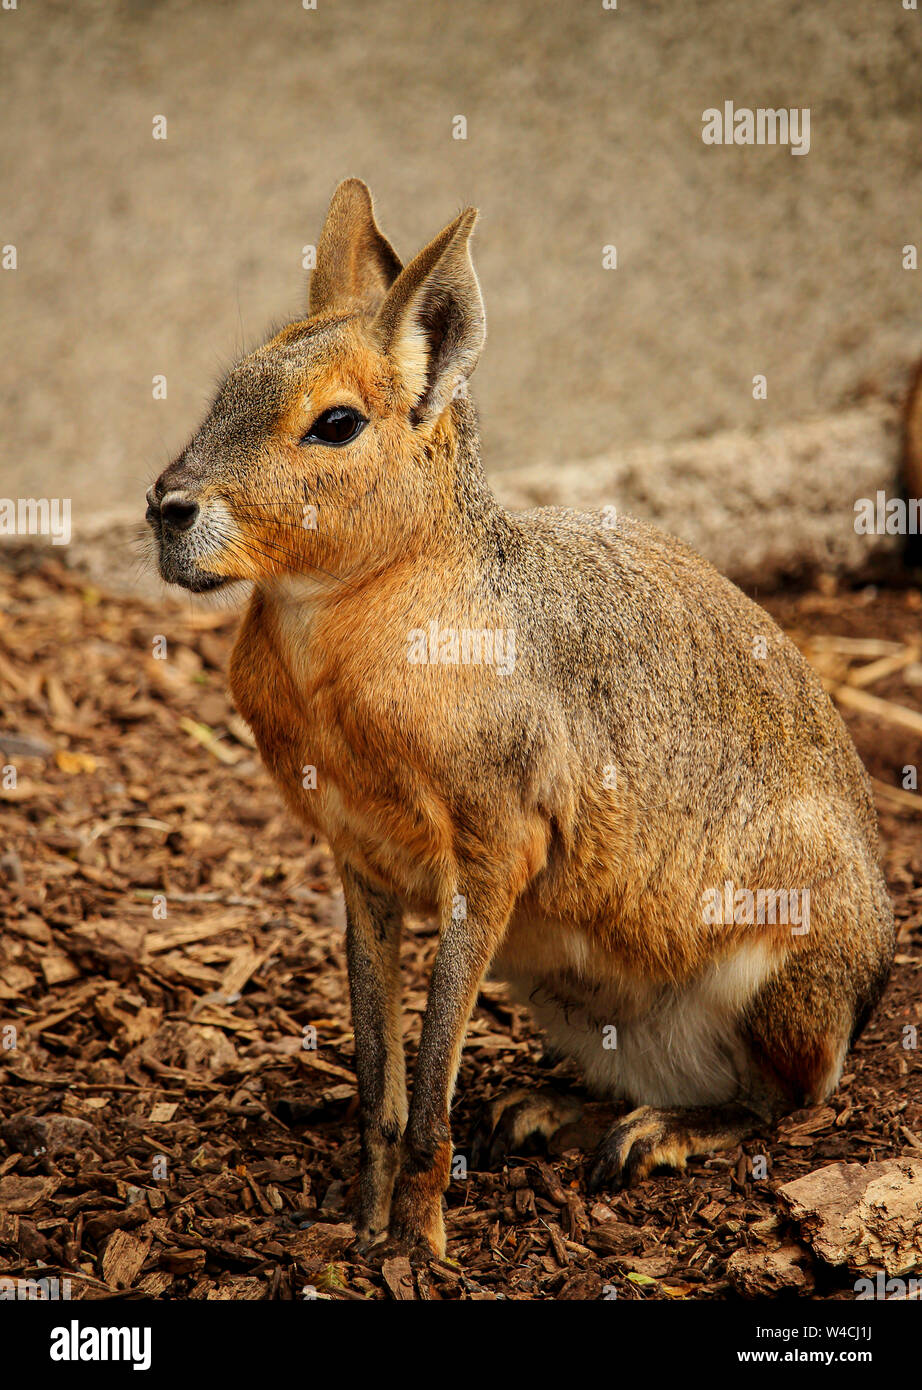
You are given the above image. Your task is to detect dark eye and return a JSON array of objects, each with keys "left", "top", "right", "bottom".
[{"left": 300, "top": 406, "right": 367, "bottom": 446}]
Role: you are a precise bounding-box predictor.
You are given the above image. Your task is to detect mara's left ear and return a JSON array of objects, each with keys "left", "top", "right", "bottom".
[
  {"left": 308, "top": 178, "right": 403, "bottom": 316},
  {"left": 372, "top": 207, "right": 485, "bottom": 425}
]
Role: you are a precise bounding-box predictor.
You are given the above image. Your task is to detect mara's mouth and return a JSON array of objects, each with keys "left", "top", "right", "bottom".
[
  {"left": 179, "top": 571, "right": 231, "bottom": 594},
  {"left": 154, "top": 545, "right": 232, "bottom": 593},
  {"left": 148, "top": 499, "right": 238, "bottom": 592}
]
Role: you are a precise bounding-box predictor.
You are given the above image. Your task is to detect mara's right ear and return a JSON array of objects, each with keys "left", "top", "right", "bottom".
[
  {"left": 308, "top": 179, "right": 403, "bottom": 316},
  {"left": 372, "top": 207, "right": 485, "bottom": 425}
]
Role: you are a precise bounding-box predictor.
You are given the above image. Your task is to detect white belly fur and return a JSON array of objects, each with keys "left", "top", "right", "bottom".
[{"left": 492, "top": 927, "right": 778, "bottom": 1109}]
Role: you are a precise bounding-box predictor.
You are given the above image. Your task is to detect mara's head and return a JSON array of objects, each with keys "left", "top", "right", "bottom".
[{"left": 147, "top": 179, "right": 486, "bottom": 593}]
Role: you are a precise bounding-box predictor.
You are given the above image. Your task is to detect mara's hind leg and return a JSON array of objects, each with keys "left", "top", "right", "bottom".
[
  {"left": 741, "top": 876, "right": 893, "bottom": 1123},
  {"left": 589, "top": 907, "right": 893, "bottom": 1193},
  {"left": 589, "top": 1102, "right": 761, "bottom": 1192},
  {"left": 469, "top": 1086, "right": 583, "bottom": 1169}
]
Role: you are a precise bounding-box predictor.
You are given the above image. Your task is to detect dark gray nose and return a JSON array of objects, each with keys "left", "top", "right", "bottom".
[{"left": 158, "top": 491, "right": 200, "bottom": 531}]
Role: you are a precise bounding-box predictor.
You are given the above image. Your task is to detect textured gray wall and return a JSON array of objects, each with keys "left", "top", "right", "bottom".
[{"left": 1, "top": 0, "right": 920, "bottom": 552}]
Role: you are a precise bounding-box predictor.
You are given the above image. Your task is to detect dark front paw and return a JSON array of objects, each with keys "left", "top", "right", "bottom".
[
  {"left": 387, "top": 1148, "right": 451, "bottom": 1260},
  {"left": 350, "top": 1223, "right": 389, "bottom": 1257},
  {"left": 388, "top": 1190, "right": 446, "bottom": 1260}
]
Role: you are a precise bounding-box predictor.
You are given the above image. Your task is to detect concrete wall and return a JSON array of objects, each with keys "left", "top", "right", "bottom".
[{"left": 1, "top": 0, "right": 919, "bottom": 587}]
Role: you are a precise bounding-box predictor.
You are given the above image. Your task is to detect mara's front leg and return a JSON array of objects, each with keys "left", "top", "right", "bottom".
[
  {"left": 389, "top": 876, "right": 516, "bottom": 1258},
  {"left": 341, "top": 863, "right": 407, "bottom": 1250}
]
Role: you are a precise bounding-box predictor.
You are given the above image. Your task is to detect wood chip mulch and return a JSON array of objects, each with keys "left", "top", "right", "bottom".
[{"left": 0, "top": 555, "right": 920, "bottom": 1301}]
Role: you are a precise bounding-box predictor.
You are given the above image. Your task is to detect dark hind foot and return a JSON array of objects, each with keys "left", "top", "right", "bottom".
[
  {"left": 469, "top": 1086, "right": 583, "bottom": 1169},
  {"left": 588, "top": 1103, "right": 760, "bottom": 1192}
]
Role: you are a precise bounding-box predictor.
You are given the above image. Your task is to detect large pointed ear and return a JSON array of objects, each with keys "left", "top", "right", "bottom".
[
  {"left": 371, "top": 208, "right": 485, "bottom": 425},
  {"left": 308, "top": 179, "right": 402, "bottom": 316}
]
